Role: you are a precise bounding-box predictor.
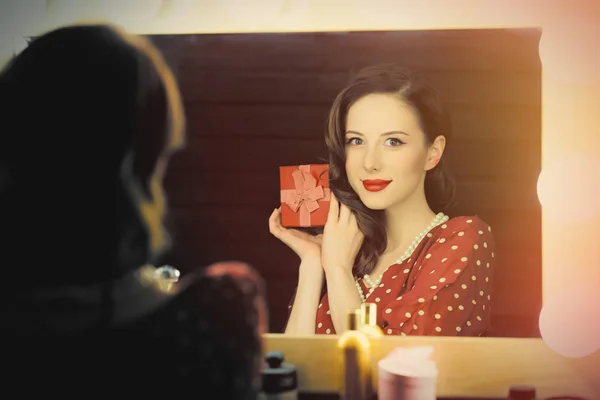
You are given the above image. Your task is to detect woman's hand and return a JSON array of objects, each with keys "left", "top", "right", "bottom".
[
  {"left": 269, "top": 207, "right": 323, "bottom": 264},
  {"left": 321, "top": 194, "right": 364, "bottom": 273}
]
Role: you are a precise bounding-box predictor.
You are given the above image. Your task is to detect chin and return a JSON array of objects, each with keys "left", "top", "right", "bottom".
[
  {"left": 356, "top": 194, "right": 391, "bottom": 211},
  {"left": 363, "top": 203, "right": 387, "bottom": 211}
]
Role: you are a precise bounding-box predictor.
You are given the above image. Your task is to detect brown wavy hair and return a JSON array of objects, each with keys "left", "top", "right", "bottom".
[{"left": 325, "top": 63, "right": 456, "bottom": 278}]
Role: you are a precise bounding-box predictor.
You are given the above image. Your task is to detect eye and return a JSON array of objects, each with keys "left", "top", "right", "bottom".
[
  {"left": 346, "top": 137, "right": 363, "bottom": 145},
  {"left": 385, "top": 138, "right": 405, "bottom": 147}
]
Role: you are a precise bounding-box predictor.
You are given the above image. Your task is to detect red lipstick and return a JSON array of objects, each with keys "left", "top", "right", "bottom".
[{"left": 362, "top": 179, "right": 392, "bottom": 192}]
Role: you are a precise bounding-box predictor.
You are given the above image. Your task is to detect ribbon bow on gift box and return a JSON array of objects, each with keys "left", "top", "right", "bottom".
[
  {"left": 285, "top": 168, "right": 325, "bottom": 213},
  {"left": 285, "top": 169, "right": 325, "bottom": 212},
  {"left": 281, "top": 165, "right": 330, "bottom": 226}
]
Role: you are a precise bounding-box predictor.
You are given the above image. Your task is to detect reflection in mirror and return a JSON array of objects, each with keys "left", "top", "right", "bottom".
[{"left": 152, "top": 29, "right": 542, "bottom": 338}]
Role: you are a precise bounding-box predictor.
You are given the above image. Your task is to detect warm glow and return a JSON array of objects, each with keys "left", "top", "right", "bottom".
[
  {"left": 219, "top": 0, "right": 286, "bottom": 24},
  {"left": 337, "top": 330, "right": 371, "bottom": 351},
  {"left": 538, "top": 283, "right": 600, "bottom": 358},
  {"left": 1, "top": 0, "right": 599, "bottom": 360},
  {"left": 538, "top": 16, "right": 600, "bottom": 85},
  {"left": 537, "top": 154, "right": 600, "bottom": 222}
]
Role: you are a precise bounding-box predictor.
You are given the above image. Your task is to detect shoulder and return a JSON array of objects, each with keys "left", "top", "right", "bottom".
[
  {"left": 445, "top": 215, "right": 491, "bottom": 232},
  {"left": 423, "top": 215, "right": 495, "bottom": 261},
  {"left": 121, "top": 262, "right": 267, "bottom": 343},
  {"left": 172, "top": 262, "right": 267, "bottom": 326},
  {"left": 126, "top": 262, "right": 267, "bottom": 336},
  {"left": 433, "top": 216, "right": 493, "bottom": 241},
  {"left": 117, "top": 263, "right": 266, "bottom": 395}
]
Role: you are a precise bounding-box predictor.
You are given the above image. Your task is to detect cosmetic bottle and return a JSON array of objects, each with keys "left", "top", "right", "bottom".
[
  {"left": 508, "top": 385, "right": 537, "bottom": 400},
  {"left": 359, "top": 303, "right": 384, "bottom": 337},
  {"left": 258, "top": 351, "right": 298, "bottom": 400},
  {"left": 338, "top": 309, "right": 373, "bottom": 400}
]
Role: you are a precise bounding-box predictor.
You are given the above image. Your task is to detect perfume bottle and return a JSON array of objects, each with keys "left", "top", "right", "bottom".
[
  {"left": 359, "top": 303, "right": 384, "bottom": 337},
  {"left": 338, "top": 309, "right": 372, "bottom": 400}
]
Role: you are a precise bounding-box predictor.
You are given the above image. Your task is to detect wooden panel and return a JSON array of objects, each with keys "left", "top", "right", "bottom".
[
  {"left": 174, "top": 69, "right": 540, "bottom": 106},
  {"left": 151, "top": 29, "right": 541, "bottom": 73},
  {"left": 183, "top": 103, "right": 330, "bottom": 140},
  {"left": 184, "top": 103, "right": 541, "bottom": 143},
  {"left": 167, "top": 137, "right": 539, "bottom": 178}
]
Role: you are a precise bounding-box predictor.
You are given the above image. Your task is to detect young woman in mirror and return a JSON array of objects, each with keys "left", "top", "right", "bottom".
[{"left": 270, "top": 64, "right": 496, "bottom": 337}]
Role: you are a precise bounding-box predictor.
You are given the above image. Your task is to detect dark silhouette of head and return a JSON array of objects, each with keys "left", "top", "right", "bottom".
[{"left": 0, "top": 24, "right": 185, "bottom": 290}]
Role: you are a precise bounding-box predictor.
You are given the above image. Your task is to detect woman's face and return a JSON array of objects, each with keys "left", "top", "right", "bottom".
[{"left": 344, "top": 93, "right": 443, "bottom": 211}]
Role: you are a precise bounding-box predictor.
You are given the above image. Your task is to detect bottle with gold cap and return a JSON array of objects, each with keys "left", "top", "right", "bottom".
[
  {"left": 359, "top": 303, "right": 384, "bottom": 338},
  {"left": 338, "top": 309, "right": 373, "bottom": 400}
]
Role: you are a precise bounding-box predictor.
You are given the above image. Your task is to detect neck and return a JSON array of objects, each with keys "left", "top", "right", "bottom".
[{"left": 384, "top": 187, "right": 437, "bottom": 254}]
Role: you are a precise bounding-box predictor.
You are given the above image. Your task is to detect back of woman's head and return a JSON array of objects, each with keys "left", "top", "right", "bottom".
[
  {"left": 0, "top": 24, "right": 185, "bottom": 288},
  {"left": 325, "top": 63, "right": 455, "bottom": 276}
]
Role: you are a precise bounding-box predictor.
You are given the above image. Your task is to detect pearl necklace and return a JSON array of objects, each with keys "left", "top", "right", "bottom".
[{"left": 355, "top": 212, "right": 449, "bottom": 303}]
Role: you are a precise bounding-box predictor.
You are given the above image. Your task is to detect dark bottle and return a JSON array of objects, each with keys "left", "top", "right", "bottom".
[
  {"left": 259, "top": 351, "right": 298, "bottom": 400},
  {"left": 508, "top": 386, "right": 537, "bottom": 400}
]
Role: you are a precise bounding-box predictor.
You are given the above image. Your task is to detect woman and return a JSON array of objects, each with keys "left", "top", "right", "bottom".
[
  {"left": 270, "top": 64, "right": 495, "bottom": 337},
  {"left": 0, "top": 24, "right": 266, "bottom": 397}
]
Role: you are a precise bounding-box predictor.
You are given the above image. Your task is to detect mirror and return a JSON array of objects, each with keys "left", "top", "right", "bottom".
[{"left": 148, "top": 28, "right": 542, "bottom": 338}]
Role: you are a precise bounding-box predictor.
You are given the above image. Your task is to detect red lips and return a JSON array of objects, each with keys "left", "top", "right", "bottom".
[{"left": 362, "top": 179, "right": 392, "bottom": 192}]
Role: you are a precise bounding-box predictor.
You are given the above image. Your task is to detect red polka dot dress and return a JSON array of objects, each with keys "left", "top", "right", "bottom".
[{"left": 315, "top": 216, "right": 496, "bottom": 336}]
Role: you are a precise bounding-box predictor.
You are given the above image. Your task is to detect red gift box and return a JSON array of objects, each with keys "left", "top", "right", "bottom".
[{"left": 279, "top": 164, "right": 330, "bottom": 227}]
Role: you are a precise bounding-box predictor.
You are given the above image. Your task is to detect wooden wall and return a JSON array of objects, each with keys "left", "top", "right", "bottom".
[{"left": 150, "top": 29, "right": 543, "bottom": 337}]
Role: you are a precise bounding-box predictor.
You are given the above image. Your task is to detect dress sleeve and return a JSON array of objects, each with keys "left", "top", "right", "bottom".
[{"left": 381, "top": 219, "right": 495, "bottom": 336}]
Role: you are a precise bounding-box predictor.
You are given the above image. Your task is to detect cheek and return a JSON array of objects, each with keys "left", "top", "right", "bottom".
[
  {"left": 344, "top": 153, "right": 357, "bottom": 176},
  {"left": 344, "top": 156, "right": 362, "bottom": 191},
  {"left": 387, "top": 151, "right": 427, "bottom": 176}
]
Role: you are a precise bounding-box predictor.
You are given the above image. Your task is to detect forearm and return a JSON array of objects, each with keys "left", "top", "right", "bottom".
[
  {"left": 284, "top": 259, "right": 324, "bottom": 335},
  {"left": 324, "top": 268, "right": 362, "bottom": 334}
]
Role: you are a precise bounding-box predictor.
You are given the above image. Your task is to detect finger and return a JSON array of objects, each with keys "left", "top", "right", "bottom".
[
  {"left": 289, "top": 229, "right": 321, "bottom": 244},
  {"left": 353, "top": 233, "right": 365, "bottom": 252},
  {"left": 327, "top": 191, "right": 339, "bottom": 225},
  {"left": 308, "top": 233, "right": 323, "bottom": 245},
  {"left": 287, "top": 228, "right": 310, "bottom": 240},
  {"left": 268, "top": 208, "right": 284, "bottom": 238},
  {"left": 349, "top": 210, "right": 360, "bottom": 230},
  {"left": 338, "top": 201, "right": 351, "bottom": 225}
]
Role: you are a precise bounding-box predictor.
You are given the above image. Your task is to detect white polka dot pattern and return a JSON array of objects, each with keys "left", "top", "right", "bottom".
[{"left": 314, "top": 216, "right": 495, "bottom": 337}]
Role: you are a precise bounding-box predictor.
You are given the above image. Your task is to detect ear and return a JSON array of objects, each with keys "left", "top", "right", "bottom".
[{"left": 425, "top": 135, "right": 446, "bottom": 171}]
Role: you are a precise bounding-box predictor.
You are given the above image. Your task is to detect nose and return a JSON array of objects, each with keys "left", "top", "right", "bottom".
[{"left": 363, "top": 145, "right": 382, "bottom": 172}]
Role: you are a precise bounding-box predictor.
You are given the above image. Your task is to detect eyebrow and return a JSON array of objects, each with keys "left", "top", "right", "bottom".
[{"left": 345, "top": 130, "right": 410, "bottom": 137}]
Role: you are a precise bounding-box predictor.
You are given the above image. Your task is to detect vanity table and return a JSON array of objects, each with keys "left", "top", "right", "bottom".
[{"left": 264, "top": 334, "right": 600, "bottom": 399}]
